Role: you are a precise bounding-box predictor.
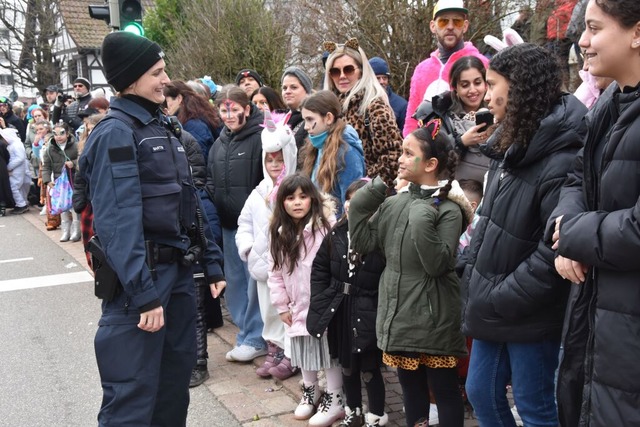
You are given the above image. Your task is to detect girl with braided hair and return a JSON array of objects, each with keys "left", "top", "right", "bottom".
[
  {"left": 459, "top": 43, "right": 587, "bottom": 427},
  {"left": 349, "top": 119, "right": 474, "bottom": 427}
]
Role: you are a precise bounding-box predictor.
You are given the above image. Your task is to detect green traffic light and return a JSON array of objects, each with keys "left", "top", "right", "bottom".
[{"left": 122, "top": 22, "right": 144, "bottom": 36}]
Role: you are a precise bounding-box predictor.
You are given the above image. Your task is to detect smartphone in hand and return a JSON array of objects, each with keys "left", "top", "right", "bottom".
[{"left": 475, "top": 108, "right": 494, "bottom": 130}]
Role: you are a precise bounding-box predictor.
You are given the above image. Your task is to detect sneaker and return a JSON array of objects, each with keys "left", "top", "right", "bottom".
[
  {"left": 39, "top": 205, "right": 46, "bottom": 215},
  {"left": 413, "top": 418, "right": 428, "bottom": 427},
  {"left": 189, "top": 365, "right": 210, "bottom": 387},
  {"left": 309, "top": 390, "right": 345, "bottom": 426},
  {"left": 429, "top": 403, "right": 439, "bottom": 425},
  {"left": 294, "top": 382, "right": 320, "bottom": 420},
  {"left": 267, "top": 355, "right": 299, "bottom": 380},
  {"left": 364, "top": 411, "right": 388, "bottom": 427},
  {"left": 226, "top": 344, "right": 267, "bottom": 362},
  {"left": 10, "top": 205, "right": 28, "bottom": 215},
  {"left": 340, "top": 406, "right": 364, "bottom": 427},
  {"left": 511, "top": 405, "right": 523, "bottom": 426}
]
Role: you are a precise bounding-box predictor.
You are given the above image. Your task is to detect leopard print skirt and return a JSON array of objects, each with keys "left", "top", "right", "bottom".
[{"left": 383, "top": 352, "right": 458, "bottom": 370}]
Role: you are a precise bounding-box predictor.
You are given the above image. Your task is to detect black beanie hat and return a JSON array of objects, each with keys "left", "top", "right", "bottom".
[
  {"left": 235, "top": 69, "right": 264, "bottom": 87},
  {"left": 101, "top": 32, "right": 165, "bottom": 92}
]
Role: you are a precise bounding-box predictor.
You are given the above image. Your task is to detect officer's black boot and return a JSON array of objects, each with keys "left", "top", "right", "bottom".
[{"left": 190, "top": 278, "right": 209, "bottom": 388}]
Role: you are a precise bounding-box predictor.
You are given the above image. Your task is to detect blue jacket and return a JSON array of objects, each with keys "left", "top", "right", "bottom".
[
  {"left": 183, "top": 118, "right": 217, "bottom": 162},
  {"left": 80, "top": 97, "right": 224, "bottom": 310},
  {"left": 386, "top": 86, "right": 408, "bottom": 132},
  {"left": 312, "top": 125, "right": 365, "bottom": 216}
]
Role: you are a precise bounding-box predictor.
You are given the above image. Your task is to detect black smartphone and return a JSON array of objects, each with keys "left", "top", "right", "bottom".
[{"left": 475, "top": 109, "right": 494, "bottom": 130}]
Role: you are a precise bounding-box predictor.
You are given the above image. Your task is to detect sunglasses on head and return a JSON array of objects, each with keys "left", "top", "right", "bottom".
[
  {"left": 435, "top": 17, "right": 465, "bottom": 29},
  {"left": 329, "top": 65, "right": 358, "bottom": 78},
  {"left": 53, "top": 129, "right": 66, "bottom": 136}
]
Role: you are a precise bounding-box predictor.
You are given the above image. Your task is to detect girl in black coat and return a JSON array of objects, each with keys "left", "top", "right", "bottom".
[{"left": 308, "top": 179, "right": 387, "bottom": 426}]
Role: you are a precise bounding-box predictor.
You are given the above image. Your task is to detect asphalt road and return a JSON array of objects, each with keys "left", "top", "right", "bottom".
[{"left": 0, "top": 213, "right": 239, "bottom": 427}]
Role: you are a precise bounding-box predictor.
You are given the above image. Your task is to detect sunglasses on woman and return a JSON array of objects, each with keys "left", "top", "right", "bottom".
[
  {"left": 53, "top": 129, "right": 66, "bottom": 136},
  {"left": 329, "top": 65, "right": 359, "bottom": 78},
  {"left": 435, "top": 17, "right": 465, "bottom": 29}
]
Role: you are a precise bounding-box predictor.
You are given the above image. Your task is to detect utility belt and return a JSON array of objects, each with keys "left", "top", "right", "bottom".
[
  {"left": 152, "top": 243, "right": 184, "bottom": 264},
  {"left": 87, "top": 237, "right": 201, "bottom": 302}
]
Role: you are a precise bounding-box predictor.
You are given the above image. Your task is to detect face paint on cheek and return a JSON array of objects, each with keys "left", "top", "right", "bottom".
[
  {"left": 311, "top": 122, "right": 316, "bottom": 130},
  {"left": 495, "top": 97, "right": 505, "bottom": 107},
  {"left": 413, "top": 157, "right": 422, "bottom": 172},
  {"left": 237, "top": 113, "right": 245, "bottom": 125}
]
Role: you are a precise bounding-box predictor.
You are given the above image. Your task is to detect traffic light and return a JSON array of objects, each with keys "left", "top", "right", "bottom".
[{"left": 118, "top": 0, "right": 144, "bottom": 36}]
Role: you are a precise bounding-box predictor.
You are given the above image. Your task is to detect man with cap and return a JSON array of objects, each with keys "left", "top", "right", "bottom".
[
  {"left": 403, "top": 0, "right": 488, "bottom": 136},
  {"left": 235, "top": 68, "right": 264, "bottom": 97},
  {"left": 79, "top": 31, "right": 225, "bottom": 426},
  {"left": 58, "top": 77, "right": 93, "bottom": 132},
  {"left": 369, "top": 56, "right": 408, "bottom": 131},
  {"left": 44, "top": 85, "right": 60, "bottom": 117}
]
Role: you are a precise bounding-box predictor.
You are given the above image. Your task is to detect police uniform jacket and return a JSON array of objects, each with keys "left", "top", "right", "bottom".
[
  {"left": 79, "top": 96, "right": 224, "bottom": 312},
  {"left": 206, "top": 105, "right": 264, "bottom": 229}
]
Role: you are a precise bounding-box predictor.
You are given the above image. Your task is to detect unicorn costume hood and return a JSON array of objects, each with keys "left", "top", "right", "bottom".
[{"left": 260, "top": 109, "right": 298, "bottom": 198}]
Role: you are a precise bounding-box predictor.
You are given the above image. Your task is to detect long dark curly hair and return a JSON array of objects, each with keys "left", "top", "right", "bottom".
[{"left": 489, "top": 43, "right": 563, "bottom": 154}]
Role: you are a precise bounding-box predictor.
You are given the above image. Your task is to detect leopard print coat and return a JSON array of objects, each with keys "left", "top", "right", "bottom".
[{"left": 339, "top": 91, "right": 402, "bottom": 187}]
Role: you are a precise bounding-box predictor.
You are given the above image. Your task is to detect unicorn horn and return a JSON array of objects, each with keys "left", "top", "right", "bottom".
[{"left": 263, "top": 108, "right": 276, "bottom": 132}]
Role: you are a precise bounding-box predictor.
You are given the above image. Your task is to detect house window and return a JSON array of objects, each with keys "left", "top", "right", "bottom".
[{"left": 0, "top": 74, "right": 13, "bottom": 85}]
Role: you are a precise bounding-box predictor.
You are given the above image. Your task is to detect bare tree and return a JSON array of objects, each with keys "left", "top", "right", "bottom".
[
  {"left": 0, "top": 0, "right": 61, "bottom": 96},
  {"left": 146, "top": 0, "right": 288, "bottom": 88}
]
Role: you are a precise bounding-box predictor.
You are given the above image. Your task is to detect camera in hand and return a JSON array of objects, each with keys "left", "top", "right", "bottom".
[
  {"left": 475, "top": 108, "right": 494, "bottom": 130},
  {"left": 57, "top": 94, "right": 74, "bottom": 104}
]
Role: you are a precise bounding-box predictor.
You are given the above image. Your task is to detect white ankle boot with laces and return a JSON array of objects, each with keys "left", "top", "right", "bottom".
[
  {"left": 294, "top": 382, "right": 321, "bottom": 420},
  {"left": 308, "top": 389, "right": 345, "bottom": 426}
]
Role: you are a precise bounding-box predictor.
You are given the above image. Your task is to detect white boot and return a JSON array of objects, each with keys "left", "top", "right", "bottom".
[
  {"left": 294, "top": 382, "right": 320, "bottom": 420},
  {"left": 69, "top": 219, "right": 81, "bottom": 242},
  {"left": 59, "top": 219, "right": 71, "bottom": 242},
  {"left": 364, "top": 411, "right": 388, "bottom": 427},
  {"left": 309, "top": 389, "right": 345, "bottom": 426}
]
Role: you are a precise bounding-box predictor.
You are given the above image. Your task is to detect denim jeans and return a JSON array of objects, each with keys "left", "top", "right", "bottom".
[
  {"left": 466, "top": 339, "right": 560, "bottom": 427},
  {"left": 222, "top": 227, "right": 266, "bottom": 350}
]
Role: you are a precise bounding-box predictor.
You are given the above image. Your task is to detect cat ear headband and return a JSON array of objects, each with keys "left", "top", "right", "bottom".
[{"left": 323, "top": 38, "right": 359, "bottom": 54}]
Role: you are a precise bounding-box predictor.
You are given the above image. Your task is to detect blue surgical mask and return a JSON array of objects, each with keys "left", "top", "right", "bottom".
[{"left": 309, "top": 130, "right": 328, "bottom": 149}]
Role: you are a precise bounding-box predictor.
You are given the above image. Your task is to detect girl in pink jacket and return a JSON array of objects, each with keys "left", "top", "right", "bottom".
[{"left": 268, "top": 173, "right": 342, "bottom": 426}]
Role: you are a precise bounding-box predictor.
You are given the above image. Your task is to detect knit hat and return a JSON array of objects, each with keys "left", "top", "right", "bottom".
[
  {"left": 433, "top": 0, "right": 468, "bottom": 18},
  {"left": 281, "top": 66, "right": 313, "bottom": 94},
  {"left": 101, "top": 32, "right": 165, "bottom": 92},
  {"left": 73, "top": 77, "right": 91, "bottom": 91},
  {"left": 369, "top": 57, "right": 390, "bottom": 76},
  {"left": 235, "top": 69, "right": 264, "bottom": 87}
]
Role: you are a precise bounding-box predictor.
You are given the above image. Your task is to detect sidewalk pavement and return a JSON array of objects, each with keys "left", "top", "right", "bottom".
[{"left": 23, "top": 207, "right": 481, "bottom": 427}]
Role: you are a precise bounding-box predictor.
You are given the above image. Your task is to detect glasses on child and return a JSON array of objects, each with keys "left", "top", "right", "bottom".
[
  {"left": 53, "top": 130, "right": 66, "bottom": 136},
  {"left": 329, "top": 65, "right": 359, "bottom": 78},
  {"left": 435, "top": 17, "right": 465, "bottom": 29}
]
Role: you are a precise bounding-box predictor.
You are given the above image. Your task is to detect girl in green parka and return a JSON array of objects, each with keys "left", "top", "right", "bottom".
[{"left": 348, "top": 119, "right": 473, "bottom": 427}]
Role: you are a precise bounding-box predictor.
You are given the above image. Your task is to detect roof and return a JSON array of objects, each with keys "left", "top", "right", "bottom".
[{"left": 58, "top": 0, "right": 111, "bottom": 50}]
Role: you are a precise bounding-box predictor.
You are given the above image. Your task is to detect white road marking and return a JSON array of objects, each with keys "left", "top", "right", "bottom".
[
  {"left": 0, "top": 271, "right": 94, "bottom": 292},
  {"left": 0, "top": 257, "right": 34, "bottom": 264}
]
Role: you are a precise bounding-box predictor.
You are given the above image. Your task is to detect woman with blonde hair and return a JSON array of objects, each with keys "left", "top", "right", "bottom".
[{"left": 323, "top": 38, "right": 401, "bottom": 187}]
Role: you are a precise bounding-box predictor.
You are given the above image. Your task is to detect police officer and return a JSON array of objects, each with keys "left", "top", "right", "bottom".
[{"left": 79, "top": 32, "right": 226, "bottom": 426}]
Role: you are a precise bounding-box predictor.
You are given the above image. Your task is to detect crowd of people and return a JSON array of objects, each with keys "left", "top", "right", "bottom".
[{"left": 1, "top": 0, "right": 639, "bottom": 426}]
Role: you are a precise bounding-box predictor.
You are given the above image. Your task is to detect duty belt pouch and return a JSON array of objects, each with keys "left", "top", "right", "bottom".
[{"left": 87, "top": 236, "right": 122, "bottom": 301}]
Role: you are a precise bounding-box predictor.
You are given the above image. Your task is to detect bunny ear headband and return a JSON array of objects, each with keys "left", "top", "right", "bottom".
[
  {"left": 484, "top": 28, "right": 524, "bottom": 52},
  {"left": 323, "top": 38, "right": 360, "bottom": 54}
]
